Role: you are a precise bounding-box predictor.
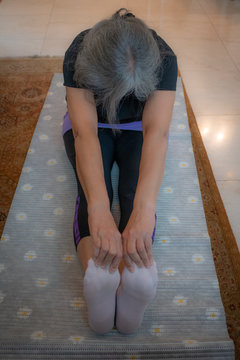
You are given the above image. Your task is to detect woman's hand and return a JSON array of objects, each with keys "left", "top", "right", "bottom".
[
  {"left": 88, "top": 204, "right": 123, "bottom": 274},
  {"left": 122, "top": 205, "right": 155, "bottom": 272}
]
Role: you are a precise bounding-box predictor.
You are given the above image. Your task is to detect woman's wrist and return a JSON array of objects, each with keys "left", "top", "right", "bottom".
[
  {"left": 87, "top": 200, "right": 110, "bottom": 215},
  {"left": 133, "top": 199, "right": 156, "bottom": 213}
]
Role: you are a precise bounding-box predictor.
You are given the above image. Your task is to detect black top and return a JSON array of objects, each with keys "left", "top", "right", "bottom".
[{"left": 63, "top": 28, "right": 178, "bottom": 124}]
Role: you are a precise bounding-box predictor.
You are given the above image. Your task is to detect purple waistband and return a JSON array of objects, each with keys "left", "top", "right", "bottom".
[
  {"left": 62, "top": 112, "right": 72, "bottom": 136},
  {"left": 62, "top": 112, "right": 143, "bottom": 137}
]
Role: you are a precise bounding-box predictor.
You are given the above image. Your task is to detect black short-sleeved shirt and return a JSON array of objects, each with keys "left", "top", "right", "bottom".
[{"left": 63, "top": 28, "right": 178, "bottom": 124}]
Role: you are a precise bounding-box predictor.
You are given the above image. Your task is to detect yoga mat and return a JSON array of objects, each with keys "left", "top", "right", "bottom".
[{"left": 0, "top": 74, "right": 235, "bottom": 359}]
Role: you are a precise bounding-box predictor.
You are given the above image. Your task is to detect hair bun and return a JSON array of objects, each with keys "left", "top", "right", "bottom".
[
  {"left": 112, "top": 8, "right": 135, "bottom": 19},
  {"left": 123, "top": 12, "right": 135, "bottom": 18}
]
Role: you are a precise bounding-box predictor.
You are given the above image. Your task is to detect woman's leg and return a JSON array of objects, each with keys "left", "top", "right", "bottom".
[
  {"left": 115, "top": 130, "right": 158, "bottom": 334},
  {"left": 115, "top": 130, "right": 157, "bottom": 242},
  {"left": 63, "top": 127, "right": 120, "bottom": 334},
  {"left": 62, "top": 128, "right": 115, "bottom": 273}
]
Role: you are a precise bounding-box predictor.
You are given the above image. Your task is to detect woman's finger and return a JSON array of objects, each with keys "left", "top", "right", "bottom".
[
  {"left": 145, "top": 237, "right": 154, "bottom": 265},
  {"left": 128, "top": 252, "right": 144, "bottom": 268},
  {"left": 109, "top": 236, "right": 123, "bottom": 273},
  {"left": 117, "top": 237, "right": 123, "bottom": 259},
  {"left": 109, "top": 254, "right": 122, "bottom": 273},
  {"left": 126, "top": 236, "right": 144, "bottom": 268},
  {"left": 93, "top": 246, "right": 100, "bottom": 261},
  {"left": 102, "top": 233, "right": 122, "bottom": 268},
  {"left": 127, "top": 245, "right": 144, "bottom": 268},
  {"left": 122, "top": 235, "right": 127, "bottom": 254},
  {"left": 136, "top": 238, "right": 150, "bottom": 267},
  {"left": 92, "top": 234, "right": 101, "bottom": 261},
  {"left": 101, "top": 251, "right": 115, "bottom": 268},
  {"left": 123, "top": 253, "right": 134, "bottom": 272},
  {"left": 94, "top": 240, "right": 108, "bottom": 266}
]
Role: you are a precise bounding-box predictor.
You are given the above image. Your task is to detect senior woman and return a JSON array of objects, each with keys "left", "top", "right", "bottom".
[{"left": 62, "top": 8, "right": 177, "bottom": 335}]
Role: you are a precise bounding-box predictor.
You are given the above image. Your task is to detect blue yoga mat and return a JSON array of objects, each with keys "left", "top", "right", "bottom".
[{"left": 0, "top": 74, "right": 235, "bottom": 359}]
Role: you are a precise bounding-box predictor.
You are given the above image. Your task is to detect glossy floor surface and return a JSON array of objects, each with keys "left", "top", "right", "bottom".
[{"left": 0, "top": 0, "right": 240, "bottom": 251}]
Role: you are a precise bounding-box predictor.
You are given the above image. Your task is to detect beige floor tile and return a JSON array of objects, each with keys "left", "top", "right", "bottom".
[
  {"left": 179, "top": 67, "right": 240, "bottom": 117},
  {"left": 40, "top": 22, "right": 91, "bottom": 56},
  {"left": 224, "top": 41, "right": 240, "bottom": 72},
  {"left": 53, "top": 0, "right": 128, "bottom": 24},
  {"left": 0, "top": 15, "right": 49, "bottom": 41},
  {"left": 213, "top": 22, "right": 240, "bottom": 42},
  {"left": 196, "top": 115, "right": 240, "bottom": 181},
  {"left": 199, "top": 0, "right": 240, "bottom": 25},
  {"left": 0, "top": 0, "right": 55, "bottom": 16},
  {"left": 148, "top": 20, "right": 219, "bottom": 41},
  {"left": 164, "top": 38, "right": 237, "bottom": 72},
  {"left": 40, "top": 36, "right": 77, "bottom": 57},
  {"left": 133, "top": 0, "right": 208, "bottom": 23},
  {"left": 0, "top": 38, "right": 43, "bottom": 57},
  {"left": 44, "top": 22, "right": 90, "bottom": 41}
]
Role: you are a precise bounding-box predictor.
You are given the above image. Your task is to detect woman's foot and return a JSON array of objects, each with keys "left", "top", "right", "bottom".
[
  {"left": 116, "top": 261, "right": 158, "bottom": 334},
  {"left": 83, "top": 258, "right": 121, "bottom": 334}
]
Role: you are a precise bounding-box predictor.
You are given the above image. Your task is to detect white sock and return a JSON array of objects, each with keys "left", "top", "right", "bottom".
[
  {"left": 83, "top": 258, "right": 120, "bottom": 334},
  {"left": 116, "top": 261, "right": 158, "bottom": 334}
]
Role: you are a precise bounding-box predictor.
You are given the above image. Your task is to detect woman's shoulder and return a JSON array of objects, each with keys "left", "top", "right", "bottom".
[
  {"left": 63, "top": 28, "right": 91, "bottom": 87},
  {"left": 64, "top": 28, "right": 91, "bottom": 59},
  {"left": 149, "top": 29, "right": 178, "bottom": 91},
  {"left": 149, "top": 28, "right": 176, "bottom": 58}
]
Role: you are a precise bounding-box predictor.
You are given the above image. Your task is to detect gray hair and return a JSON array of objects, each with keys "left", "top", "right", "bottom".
[{"left": 73, "top": 8, "right": 161, "bottom": 134}]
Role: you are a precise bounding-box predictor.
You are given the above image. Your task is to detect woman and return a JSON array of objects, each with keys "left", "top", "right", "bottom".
[{"left": 62, "top": 8, "right": 177, "bottom": 335}]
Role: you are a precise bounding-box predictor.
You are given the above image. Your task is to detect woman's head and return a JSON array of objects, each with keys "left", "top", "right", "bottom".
[{"left": 73, "top": 8, "right": 161, "bottom": 133}]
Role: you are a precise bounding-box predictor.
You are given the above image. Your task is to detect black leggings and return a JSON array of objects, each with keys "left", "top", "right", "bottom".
[{"left": 63, "top": 128, "right": 157, "bottom": 251}]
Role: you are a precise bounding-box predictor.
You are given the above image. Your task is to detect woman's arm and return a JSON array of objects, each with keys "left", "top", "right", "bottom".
[
  {"left": 122, "top": 90, "right": 176, "bottom": 271},
  {"left": 134, "top": 90, "right": 176, "bottom": 207},
  {"left": 66, "top": 87, "right": 122, "bottom": 273},
  {"left": 67, "top": 87, "right": 109, "bottom": 208}
]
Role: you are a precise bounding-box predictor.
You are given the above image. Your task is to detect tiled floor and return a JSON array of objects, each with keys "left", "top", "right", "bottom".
[{"left": 0, "top": 0, "right": 240, "bottom": 251}]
